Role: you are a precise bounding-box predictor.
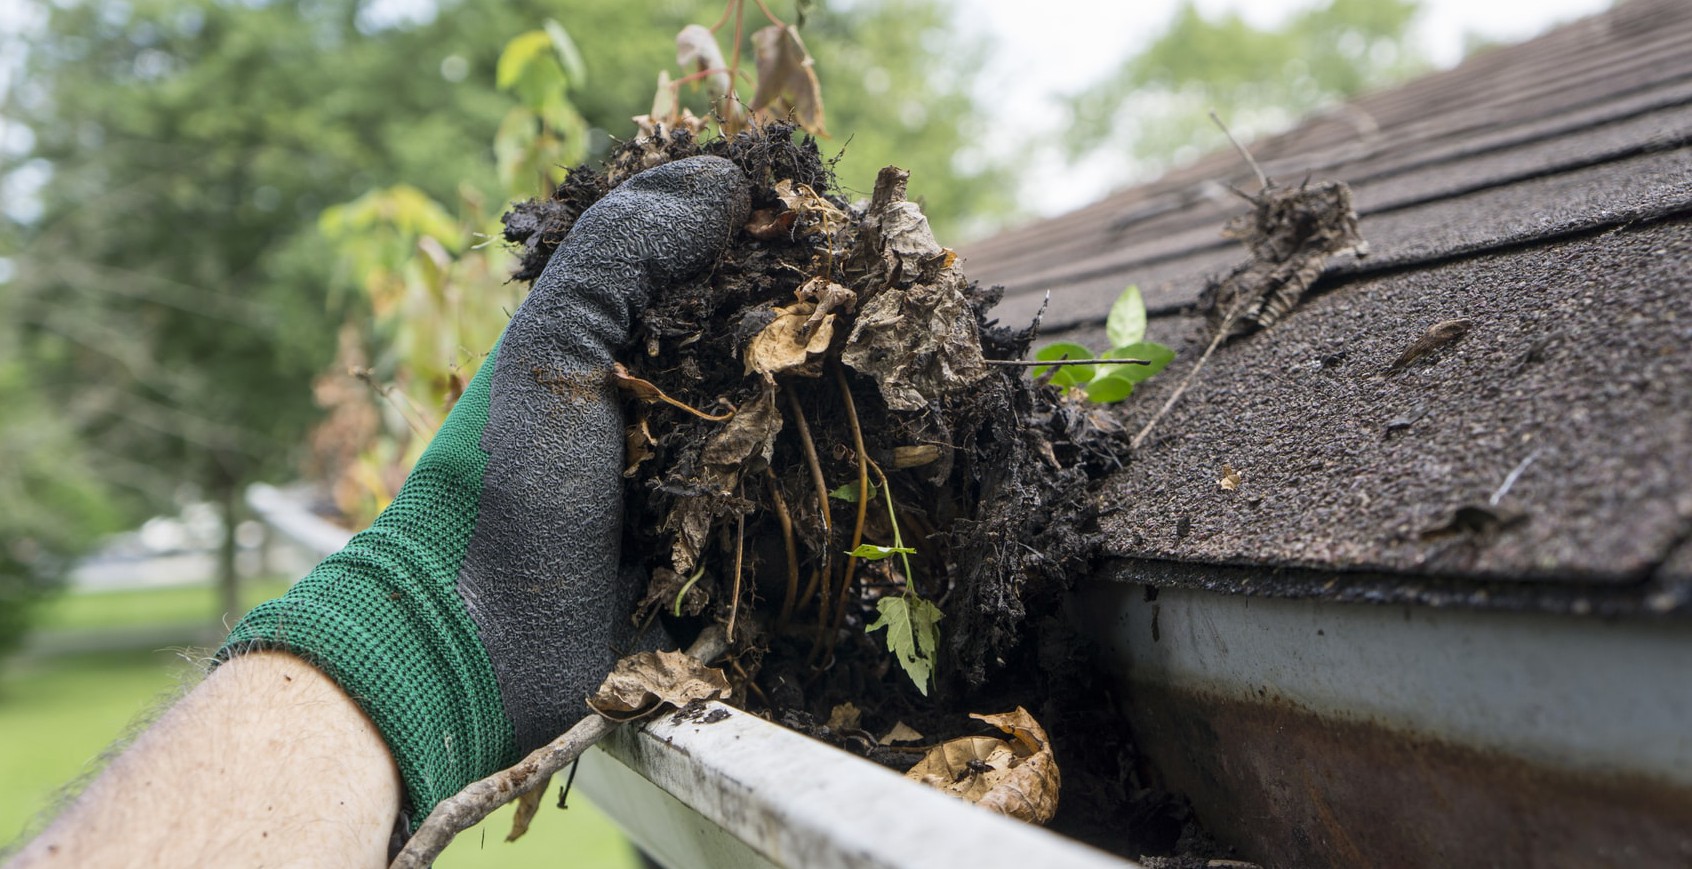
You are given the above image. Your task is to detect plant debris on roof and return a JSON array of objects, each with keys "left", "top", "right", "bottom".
[{"left": 962, "top": 0, "right": 1692, "bottom": 613}]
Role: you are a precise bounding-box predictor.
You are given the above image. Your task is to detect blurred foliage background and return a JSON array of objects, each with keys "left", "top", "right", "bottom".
[{"left": 0, "top": 0, "right": 1428, "bottom": 857}]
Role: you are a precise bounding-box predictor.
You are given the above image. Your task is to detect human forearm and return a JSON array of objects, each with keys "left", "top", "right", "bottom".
[{"left": 8, "top": 652, "right": 401, "bottom": 868}]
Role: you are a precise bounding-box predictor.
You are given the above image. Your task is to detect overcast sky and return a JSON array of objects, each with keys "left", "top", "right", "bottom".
[{"left": 960, "top": 0, "right": 1614, "bottom": 218}]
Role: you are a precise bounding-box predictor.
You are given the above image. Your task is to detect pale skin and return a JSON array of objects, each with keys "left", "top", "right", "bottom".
[{"left": 6, "top": 652, "right": 402, "bottom": 869}]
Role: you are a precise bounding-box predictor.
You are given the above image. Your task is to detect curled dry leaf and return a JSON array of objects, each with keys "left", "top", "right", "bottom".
[
  {"left": 745, "top": 207, "right": 796, "bottom": 241},
  {"left": 744, "top": 302, "right": 835, "bottom": 377},
  {"left": 773, "top": 179, "right": 847, "bottom": 236},
  {"left": 905, "top": 706, "right": 1060, "bottom": 825},
  {"left": 586, "top": 649, "right": 731, "bottom": 722},
  {"left": 505, "top": 774, "right": 551, "bottom": 843},
  {"left": 796, "top": 276, "right": 857, "bottom": 338},
  {"left": 700, "top": 380, "right": 782, "bottom": 468},
  {"left": 1219, "top": 464, "right": 1242, "bottom": 492},
  {"left": 841, "top": 167, "right": 987, "bottom": 411},
  {"left": 624, "top": 412, "right": 656, "bottom": 478},
  {"left": 749, "top": 24, "right": 827, "bottom": 136},
  {"left": 675, "top": 25, "right": 731, "bottom": 103}
]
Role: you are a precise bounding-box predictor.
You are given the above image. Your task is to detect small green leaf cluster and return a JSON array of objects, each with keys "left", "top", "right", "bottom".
[
  {"left": 1030, "top": 285, "right": 1175, "bottom": 403},
  {"left": 833, "top": 475, "right": 941, "bottom": 694},
  {"left": 494, "top": 22, "right": 590, "bottom": 197},
  {"left": 866, "top": 595, "right": 943, "bottom": 696}
]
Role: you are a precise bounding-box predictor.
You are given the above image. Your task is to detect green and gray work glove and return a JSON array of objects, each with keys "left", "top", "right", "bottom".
[{"left": 220, "top": 156, "right": 749, "bottom": 827}]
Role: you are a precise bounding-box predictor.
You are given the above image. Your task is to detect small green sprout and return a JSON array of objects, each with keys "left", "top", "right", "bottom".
[{"left": 1030, "top": 285, "right": 1175, "bottom": 402}]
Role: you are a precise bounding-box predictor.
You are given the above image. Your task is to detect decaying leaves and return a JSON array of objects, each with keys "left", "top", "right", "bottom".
[
  {"left": 841, "top": 167, "right": 988, "bottom": 411},
  {"left": 773, "top": 178, "right": 847, "bottom": 237},
  {"left": 905, "top": 707, "right": 1060, "bottom": 825},
  {"left": 624, "top": 412, "right": 656, "bottom": 478},
  {"left": 749, "top": 24, "right": 827, "bottom": 136},
  {"left": 745, "top": 302, "right": 836, "bottom": 377},
  {"left": 635, "top": 566, "right": 709, "bottom": 624},
  {"left": 665, "top": 382, "right": 782, "bottom": 574},
  {"left": 586, "top": 649, "right": 731, "bottom": 722},
  {"left": 1199, "top": 180, "right": 1368, "bottom": 340},
  {"left": 674, "top": 24, "right": 739, "bottom": 126},
  {"left": 1386, "top": 318, "right": 1473, "bottom": 374}
]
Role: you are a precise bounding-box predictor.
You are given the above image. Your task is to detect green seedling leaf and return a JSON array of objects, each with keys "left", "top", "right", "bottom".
[
  {"left": 1106, "top": 285, "right": 1147, "bottom": 348},
  {"left": 1031, "top": 342, "right": 1095, "bottom": 387},
  {"left": 1084, "top": 374, "right": 1136, "bottom": 403},
  {"left": 866, "top": 594, "right": 943, "bottom": 695},
  {"left": 829, "top": 480, "right": 880, "bottom": 502},
  {"left": 846, "top": 543, "right": 917, "bottom": 561},
  {"left": 497, "top": 31, "right": 554, "bottom": 91},
  {"left": 543, "top": 20, "right": 587, "bottom": 87},
  {"left": 1100, "top": 341, "right": 1176, "bottom": 384}
]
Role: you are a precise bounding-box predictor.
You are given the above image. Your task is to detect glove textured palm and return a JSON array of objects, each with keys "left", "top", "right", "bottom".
[{"left": 222, "top": 156, "right": 749, "bottom": 825}]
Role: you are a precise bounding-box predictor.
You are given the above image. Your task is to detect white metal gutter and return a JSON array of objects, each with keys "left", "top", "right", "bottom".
[
  {"left": 247, "top": 483, "right": 1140, "bottom": 868},
  {"left": 578, "top": 701, "right": 1137, "bottom": 869}
]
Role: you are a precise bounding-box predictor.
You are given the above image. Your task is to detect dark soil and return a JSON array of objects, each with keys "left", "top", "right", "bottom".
[{"left": 503, "top": 123, "right": 1225, "bottom": 863}]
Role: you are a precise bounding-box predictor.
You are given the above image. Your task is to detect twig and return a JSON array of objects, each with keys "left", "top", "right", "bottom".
[
  {"left": 783, "top": 388, "right": 832, "bottom": 620},
  {"left": 1131, "top": 298, "right": 1244, "bottom": 452},
  {"left": 1211, "top": 110, "right": 1269, "bottom": 190},
  {"left": 726, "top": 486, "right": 747, "bottom": 641},
  {"left": 352, "top": 368, "right": 438, "bottom": 439},
  {"left": 751, "top": 0, "right": 787, "bottom": 28},
  {"left": 986, "top": 357, "right": 1151, "bottom": 368},
  {"left": 828, "top": 364, "right": 870, "bottom": 639},
  {"left": 783, "top": 389, "right": 832, "bottom": 537},
  {"left": 766, "top": 469, "right": 802, "bottom": 624},
  {"left": 613, "top": 363, "right": 735, "bottom": 422},
  {"left": 390, "top": 628, "right": 728, "bottom": 869},
  {"left": 1490, "top": 449, "right": 1541, "bottom": 506}
]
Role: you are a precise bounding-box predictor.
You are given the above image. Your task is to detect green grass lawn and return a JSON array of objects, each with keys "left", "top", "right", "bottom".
[
  {"left": 34, "top": 576, "right": 295, "bottom": 632},
  {"left": 1, "top": 583, "right": 640, "bottom": 868}
]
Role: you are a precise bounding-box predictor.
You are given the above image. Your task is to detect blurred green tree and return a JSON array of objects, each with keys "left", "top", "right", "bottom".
[
  {"left": 1067, "top": 0, "right": 1427, "bottom": 169},
  {"left": 0, "top": 0, "right": 1011, "bottom": 648}
]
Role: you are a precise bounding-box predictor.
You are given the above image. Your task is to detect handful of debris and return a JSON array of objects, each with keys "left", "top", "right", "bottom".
[{"left": 503, "top": 124, "right": 1124, "bottom": 707}]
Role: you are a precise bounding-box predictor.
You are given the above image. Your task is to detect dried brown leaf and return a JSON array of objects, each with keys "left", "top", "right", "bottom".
[
  {"left": 1386, "top": 318, "right": 1473, "bottom": 374},
  {"left": 586, "top": 649, "right": 731, "bottom": 722},
  {"left": 773, "top": 179, "right": 846, "bottom": 235},
  {"left": 701, "top": 380, "right": 782, "bottom": 468},
  {"left": 826, "top": 702, "right": 862, "bottom": 732},
  {"left": 840, "top": 167, "right": 987, "bottom": 411},
  {"left": 745, "top": 302, "right": 835, "bottom": 377},
  {"left": 905, "top": 707, "right": 1060, "bottom": 824},
  {"left": 745, "top": 207, "right": 796, "bottom": 241},
  {"left": 879, "top": 721, "right": 925, "bottom": 745},
  {"left": 675, "top": 25, "right": 730, "bottom": 100},
  {"left": 749, "top": 24, "right": 827, "bottom": 136},
  {"left": 1219, "top": 464, "right": 1242, "bottom": 492},
  {"left": 623, "top": 413, "right": 656, "bottom": 478},
  {"left": 505, "top": 773, "right": 551, "bottom": 842},
  {"left": 796, "top": 276, "right": 856, "bottom": 337}
]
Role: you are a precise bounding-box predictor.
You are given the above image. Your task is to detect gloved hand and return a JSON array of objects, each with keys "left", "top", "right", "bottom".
[{"left": 221, "top": 156, "right": 750, "bottom": 827}]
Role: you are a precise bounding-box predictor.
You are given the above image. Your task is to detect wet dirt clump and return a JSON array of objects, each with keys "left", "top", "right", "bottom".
[{"left": 503, "top": 123, "right": 1207, "bottom": 862}]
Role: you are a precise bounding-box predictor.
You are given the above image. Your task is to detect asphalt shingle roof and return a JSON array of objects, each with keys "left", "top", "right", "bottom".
[{"left": 961, "top": 0, "right": 1692, "bottom": 611}]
